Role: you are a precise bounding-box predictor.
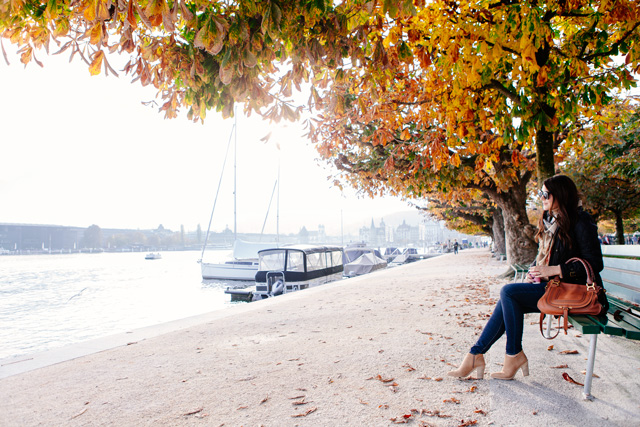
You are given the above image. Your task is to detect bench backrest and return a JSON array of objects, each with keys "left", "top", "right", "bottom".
[{"left": 601, "top": 245, "right": 640, "bottom": 305}]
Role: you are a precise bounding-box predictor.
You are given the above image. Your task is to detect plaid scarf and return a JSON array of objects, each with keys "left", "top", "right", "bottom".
[{"left": 535, "top": 214, "right": 558, "bottom": 267}]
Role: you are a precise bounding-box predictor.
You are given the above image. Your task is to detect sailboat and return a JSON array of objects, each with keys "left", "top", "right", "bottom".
[{"left": 198, "top": 115, "right": 279, "bottom": 281}]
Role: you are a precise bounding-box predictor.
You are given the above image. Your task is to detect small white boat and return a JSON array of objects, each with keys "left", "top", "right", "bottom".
[
  {"left": 200, "top": 240, "right": 277, "bottom": 281},
  {"left": 145, "top": 253, "right": 162, "bottom": 260}
]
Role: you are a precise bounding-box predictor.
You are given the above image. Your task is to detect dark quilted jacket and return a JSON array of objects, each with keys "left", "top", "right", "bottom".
[{"left": 547, "top": 209, "right": 603, "bottom": 288}]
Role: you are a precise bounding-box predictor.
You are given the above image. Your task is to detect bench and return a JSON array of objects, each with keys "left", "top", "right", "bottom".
[
  {"left": 511, "top": 263, "right": 530, "bottom": 281},
  {"left": 544, "top": 245, "right": 640, "bottom": 400},
  {"left": 494, "top": 252, "right": 506, "bottom": 261}
]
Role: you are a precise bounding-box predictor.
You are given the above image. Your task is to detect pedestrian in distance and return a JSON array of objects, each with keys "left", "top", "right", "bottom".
[{"left": 447, "top": 174, "right": 605, "bottom": 380}]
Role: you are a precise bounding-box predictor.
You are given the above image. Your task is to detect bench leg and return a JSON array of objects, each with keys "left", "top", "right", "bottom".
[
  {"left": 544, "top": 315, "right": 553, "bottom": 339},
  {"left": 583, "top": 334, "right": 598, "bottom": 401}
]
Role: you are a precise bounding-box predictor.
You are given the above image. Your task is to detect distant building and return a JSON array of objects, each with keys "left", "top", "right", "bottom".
[{"left": 0, "top": 223, "right": 85, "bottom": 252}]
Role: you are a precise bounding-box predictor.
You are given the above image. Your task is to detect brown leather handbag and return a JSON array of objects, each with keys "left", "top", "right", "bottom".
[{"left": 537, "top": 257, "right": 605, "bottom": 339}]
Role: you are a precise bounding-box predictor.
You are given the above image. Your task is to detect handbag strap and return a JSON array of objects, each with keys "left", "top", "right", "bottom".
[
  {"left": 564, "top": 257, "right": 596, "bottom": 287},
  {"left": 539, "top": 313, "right": 560, "bottom": 339}
]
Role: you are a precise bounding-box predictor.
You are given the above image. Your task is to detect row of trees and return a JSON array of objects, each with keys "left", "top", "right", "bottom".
[{"left": 3, "top": 0, "right": 639, "bottom": 262}]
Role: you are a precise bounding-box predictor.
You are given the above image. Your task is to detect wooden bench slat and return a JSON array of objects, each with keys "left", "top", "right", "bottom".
[
  {"left": 608, "top": 296, "right": 640, "bottom": 327},
  {"left": 606, "top": 295, "right": 640, "bottom": 339},
  {"left": 602, "top": 246, "right": 640, "bottom": 257},
  {"left": 567, "top": 315, "right": 603, "bottom": 335},
  {"left": 601, "top": 313, "right": 634, "bottom": 336}
]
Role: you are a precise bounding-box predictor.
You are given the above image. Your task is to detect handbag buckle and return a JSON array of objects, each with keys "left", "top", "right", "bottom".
[{"left": 586, "top": 283, "right": 596, "bottom": 291}]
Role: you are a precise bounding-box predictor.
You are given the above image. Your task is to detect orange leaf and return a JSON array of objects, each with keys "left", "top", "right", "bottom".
[
  {"left": 127, "top": 0, "right": 137, "bottom": 29},
  {"left": 89, "top": 50, "right": 104, "bottom": 75},
  {"left": 20, "top": 46, "right": 33, "bottom": 65},
  {"left": 96, "top": 0, "right": 111, "bottom": 20},
  {"left": 562, "top": 372, "right": 584, "bottom": 386}
]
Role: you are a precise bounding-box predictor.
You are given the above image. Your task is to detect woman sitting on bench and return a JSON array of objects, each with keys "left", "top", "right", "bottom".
[{"left": 448, "top": 174, "right": 605, "bottom": 380}]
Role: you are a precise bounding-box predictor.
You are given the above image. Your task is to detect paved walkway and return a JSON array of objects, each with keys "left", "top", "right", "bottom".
[{"left": 1, "top": 249, "right": 638, "bottom": 426}]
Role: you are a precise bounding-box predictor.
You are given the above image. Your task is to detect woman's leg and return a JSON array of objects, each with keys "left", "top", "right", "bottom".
[
  {"left": 500, "top": 281, "right": 546, "bottom": 355},
  {"left": 470, "top": 297, "right": 506, "bottom": 355},
  {"left": 470, "top": 282, "right": 546, "bottom": 355}
]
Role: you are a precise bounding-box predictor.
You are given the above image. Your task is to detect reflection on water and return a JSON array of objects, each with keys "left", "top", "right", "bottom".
[{"left": 0, "top": 250, "right": 249, "bottom": 359}]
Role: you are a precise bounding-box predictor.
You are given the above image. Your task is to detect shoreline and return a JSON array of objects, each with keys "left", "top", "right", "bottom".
[{"left": 1, "top": 249, "right": 638, "bottom": 426}]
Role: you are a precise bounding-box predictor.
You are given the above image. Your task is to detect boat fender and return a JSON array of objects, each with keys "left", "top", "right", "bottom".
[{"left": 270, "top": 279, "right": 284, "bottom": 297}]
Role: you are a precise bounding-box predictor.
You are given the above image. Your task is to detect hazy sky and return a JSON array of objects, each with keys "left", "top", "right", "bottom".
[{"left": 0, "top": 50, "right": 414, "bottom": 236}]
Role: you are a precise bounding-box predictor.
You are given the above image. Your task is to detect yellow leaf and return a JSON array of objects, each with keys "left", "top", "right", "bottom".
[
  {"left": 84, "top": 0, "right": 96, "bottom": 21},
  {"left": 90, "top": 23, "right": 102, "bottom": 45},
  {"left": 89, "top": 50, "right": 104, "bottom": 76}
]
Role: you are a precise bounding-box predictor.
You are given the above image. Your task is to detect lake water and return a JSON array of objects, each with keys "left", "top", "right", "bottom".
[{"left": 0, "top": 250, "right": 249, "bottom": 360}]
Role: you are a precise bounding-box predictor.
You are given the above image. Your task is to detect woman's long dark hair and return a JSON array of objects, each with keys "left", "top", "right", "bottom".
[{"left": 535, "top": 174, "right": 580, "bottom": 248}]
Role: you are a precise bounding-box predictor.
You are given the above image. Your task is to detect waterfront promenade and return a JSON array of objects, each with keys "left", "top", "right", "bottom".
[{"left": 1, "top": 249, "right": 638, "bottom": 426}]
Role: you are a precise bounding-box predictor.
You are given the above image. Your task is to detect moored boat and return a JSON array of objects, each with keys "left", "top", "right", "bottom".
[
  {"left": 200, "top": 240, "right": 277, "bottom": 281},
  {"left": 145, "top": 252, "right": 162, "bottom": 260},
  {"left": 228, "top": 245, "right": 343, "bottom": 301},
  {"left": 342, "top": 245, "right": 387, "bottom": 277}
]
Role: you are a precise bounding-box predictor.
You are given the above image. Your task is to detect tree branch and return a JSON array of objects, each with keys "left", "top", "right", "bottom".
[
  {"left": 583, "top": 22, "right": 640, "bottom": 61},
  {"left": 483, "top": 79, "right": 520, "bottom": 103}
]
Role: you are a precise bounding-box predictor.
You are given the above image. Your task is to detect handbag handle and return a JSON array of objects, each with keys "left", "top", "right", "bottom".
[{"left": 563, "top": 257, "right": 596, "bottom": 287}]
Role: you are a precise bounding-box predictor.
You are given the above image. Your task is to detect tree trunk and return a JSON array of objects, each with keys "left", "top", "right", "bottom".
[
  {"left": 536, "top": 127, "right": 556, "bottom": 184},
  {"left": 492, "top": 207, "right": 506, "bottom": 255},
  {"left": 614, "top": 209, "right": 626, "bottom": 245},
  {"left": 493, "top": 181, "right": 538, "bottom": 265}
]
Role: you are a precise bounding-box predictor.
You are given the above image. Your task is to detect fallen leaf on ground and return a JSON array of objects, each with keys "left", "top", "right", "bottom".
[
  {"left": 551, "top": 364, "right": 569, "bottom": 369},
  {"left": 547, "top": 345, "right": 554, "bottom": 351},
  {"left": 291, "top": 407, "right": 317, "bottom": 418},
  {"left": 560, "top": 350, "right": 579, "bottom": 355},
  {"left": 183, "top": 408, "right": 203, "bottom": 416},
  {"left": 403, "top": 363, "right": 416, "bottom": 372},
  {"left": 418, "top": 409, "right": 452, "bottom": 418},
  {"left": 70, "top": 408, "right": 88, "bottom": 420},
  {"left": 581, "top": 370, "right": 600, "bottom": 378},
  {"left": 443, "top": 397, "right": 461, "bottom": 404},
  {"left": 371, "top": 375, "right": 395, "bottom": 383},
  {"left": 390, "top": 414, "right": 413, "bottom": 423},
  {"left": 474, "top": 408, "right": 486, "bottom": 415},
  {"left": 292, "top": 398, "right": 311, "bottom": 406},
  {"left": 236, "top": 406, "right": 248, "bottom": 410},
  {"left": 562, "top": 372, "right": 584, "bottom": 386},
  {"left": 259, "top": 396, "right": 269, "bottom": 405},
  {"left": 458, "top": 420, "right": 478, "bottom": 426},
  {"left": 288, "top": 395, "right": 305, "bottom": 400}
]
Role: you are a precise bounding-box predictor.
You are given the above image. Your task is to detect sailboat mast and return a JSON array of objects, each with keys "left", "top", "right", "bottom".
[
  {"left": 199, "top": 122, "right": 235, "bottom": 261},
  {"left": 233, "top": 112, "right": 237, "bottom": 241},
  {"left": 277, "top": 156, "right": 280, "bottom": 243}
]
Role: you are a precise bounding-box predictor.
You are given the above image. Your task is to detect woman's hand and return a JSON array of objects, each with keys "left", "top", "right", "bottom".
[{"left": 528, "top": 265, "right": 562, "bottom": 281}]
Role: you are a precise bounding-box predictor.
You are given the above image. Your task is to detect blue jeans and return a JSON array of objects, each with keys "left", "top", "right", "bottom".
[{"left": 470, "top": 281, "right": 547, "bottom": 356}]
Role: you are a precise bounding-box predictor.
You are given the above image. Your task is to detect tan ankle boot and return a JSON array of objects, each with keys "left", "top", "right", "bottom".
[
  {"left": 490, "top": 351, "right": 529, "bottom": 380},
  {"left": 447, "top": 353, "right": 485, "bottom": 379}
]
